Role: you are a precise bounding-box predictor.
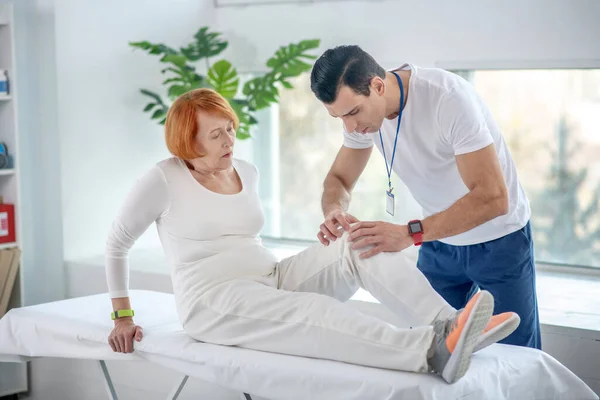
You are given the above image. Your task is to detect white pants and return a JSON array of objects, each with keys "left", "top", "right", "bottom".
[{"left": 184, "top": 232, "right": 455, "bottom": 373}]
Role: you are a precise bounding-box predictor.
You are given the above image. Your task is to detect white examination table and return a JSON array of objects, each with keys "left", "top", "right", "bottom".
[{"left": 0, "top": 290, "right": 597, "bottom": 400}]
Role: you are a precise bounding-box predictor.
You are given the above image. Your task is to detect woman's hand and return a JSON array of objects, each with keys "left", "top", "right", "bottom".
[
  {"left": 108, "top": 319, "right": 143, "bottom": 353},
  {"left": 318, "top": 209, "right": 360, "bottom": 245}
]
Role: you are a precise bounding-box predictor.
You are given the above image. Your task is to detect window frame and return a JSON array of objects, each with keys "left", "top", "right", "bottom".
[
  {"left": 249, "top": 62, "right": 600, "bottom": 272},
  {"left": 439, "top": 60, "right": 600, "bottom": 272}
]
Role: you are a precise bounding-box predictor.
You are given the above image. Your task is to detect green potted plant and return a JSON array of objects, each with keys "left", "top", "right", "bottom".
[{"left": 130, "top": 27, "right": 320, "bottom": 139}]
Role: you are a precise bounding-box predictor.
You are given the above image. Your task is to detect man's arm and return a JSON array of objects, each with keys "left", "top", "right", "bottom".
[
  {"left": 348, "top": 143, "right": 508, "bottom": 258},
  {"left": 322, "top": 145, "right": 372, "bottom": 216},
  {"left": 349, "top": 85, "right": 510, "bottom": 257},
  {"left": 421, "top": 143, "right": 509, "bottom": 241},
  {"left": 318, "top": 145, "right": 372, "bottom": 245}
]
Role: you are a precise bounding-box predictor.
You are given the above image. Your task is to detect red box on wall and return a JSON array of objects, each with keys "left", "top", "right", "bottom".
[{"left": 0, "top": 202, "right": 15, "bottom": 244}]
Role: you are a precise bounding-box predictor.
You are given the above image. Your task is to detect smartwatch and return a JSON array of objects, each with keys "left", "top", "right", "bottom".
[
  {"left": 111, "top": 309, "right": 135, "bottom": 320},
  {"left": 408, "top": 219, "right": 424, "bottom": 246}
]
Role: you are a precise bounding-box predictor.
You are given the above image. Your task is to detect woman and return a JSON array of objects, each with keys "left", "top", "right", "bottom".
[{"left": 105, "top": 88, "right": 519, "bottom": 384}]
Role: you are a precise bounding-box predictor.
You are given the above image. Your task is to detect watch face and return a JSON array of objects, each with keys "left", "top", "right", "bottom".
[{"left": 409, "top": 221, "right": 422, "bottom": 234}]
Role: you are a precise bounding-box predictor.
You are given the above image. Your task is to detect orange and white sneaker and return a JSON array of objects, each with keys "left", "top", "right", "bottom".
[
  {"left": 435, "top": 309, "right": 521, "bottom": 354},
  {"left": 428, "top": 290, "right": 494, "bottom": 384},
  {"left": 473, "top": 312, "right": 521, "bottom": 352}
]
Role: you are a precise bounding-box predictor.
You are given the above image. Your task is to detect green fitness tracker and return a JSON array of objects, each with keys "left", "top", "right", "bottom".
[{"left": 111, "top": 309, "right": 135, "bottom": 320}]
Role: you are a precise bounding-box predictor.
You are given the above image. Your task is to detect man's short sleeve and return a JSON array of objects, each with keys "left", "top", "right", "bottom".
[
  {"left": 343, "top": 130, "right": 375, "bottom": 149},
  {"left": 438, "top": 86, "right": 494, "bottom": 155}
]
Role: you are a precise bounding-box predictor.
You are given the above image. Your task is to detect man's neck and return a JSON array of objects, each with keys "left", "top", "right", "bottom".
[{"left": 384, "top": 69, "right": 410, "bottom": 119}]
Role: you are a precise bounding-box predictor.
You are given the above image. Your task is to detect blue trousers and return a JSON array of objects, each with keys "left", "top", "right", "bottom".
[{"left": 417, "top": 221, "right": 542, "bottom": 349}]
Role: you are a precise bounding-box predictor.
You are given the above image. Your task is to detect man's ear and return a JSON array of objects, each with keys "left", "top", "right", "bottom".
[{"left": 371, "top": 77, "right": 385, "bottom": 96}]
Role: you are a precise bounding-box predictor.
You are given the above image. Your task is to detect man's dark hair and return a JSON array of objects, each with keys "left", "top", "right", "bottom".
[{"left": 310, "top": 45, "right": 386, "bottom": 104}]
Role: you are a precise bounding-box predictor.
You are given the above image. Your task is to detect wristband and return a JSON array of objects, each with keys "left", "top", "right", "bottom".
[{"left": 111, "top": 309, "right": 135, "bottom": 320}]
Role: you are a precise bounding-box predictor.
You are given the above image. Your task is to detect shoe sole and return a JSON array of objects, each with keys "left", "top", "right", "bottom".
[
  {"left": 473, "top": 313, "right": 521, "bottom": 353},
  {"left": 442, "top": 291, "right": 494, "bottom": 384}
]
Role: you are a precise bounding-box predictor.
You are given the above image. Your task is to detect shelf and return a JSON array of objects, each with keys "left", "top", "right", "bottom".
[
  {"left": 0, "top": 242, "right": 17, "bottom": 250},
  {"left": 0, "top": 3, "right": 27, "bottom": 397}
]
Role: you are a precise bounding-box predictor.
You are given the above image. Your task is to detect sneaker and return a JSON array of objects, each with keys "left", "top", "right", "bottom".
[
  {"left": 473, "top": 312, "right": 520, "bottom": 352},
  {"left": 435, "top": 308, "right": 521, "bottom": 354},
  {"left": 428, "top": 290, "right": 494, "bottom": 384}
]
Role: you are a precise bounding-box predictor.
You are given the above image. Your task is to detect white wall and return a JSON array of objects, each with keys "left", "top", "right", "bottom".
[
  {"left": 16, "top": 0, "right": 600, "bottom": 302},
  {"left": 9, "top": 1, "right": 600, "bottom": 398},
  {"left": 10, "top": 0, "right": 598, "bottom": 305},
  {"left": 53, "top": 0, "right": 220, "bottom": 260},
  {"left": 50, "top": 0, "right": 600, "bottom": 263},
  {"left": 13, "top": 0, "right": 65, "bottom": 305},
  {"left": 13, "top": 0, "right": 600, "bottom": 300},
  {"left": 212, "top": 0, "right": 600, "bottom": 70}
]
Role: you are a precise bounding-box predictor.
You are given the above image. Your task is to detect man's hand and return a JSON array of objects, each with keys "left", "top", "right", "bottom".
[
  {"left": 348, "top": 221, "right": 413, "bottom": 258},
  {"left": 318, "top": 209, "right": 360, "bottom": 246},
  {"left": 108, "top": 318, "right": 143, "bottom": 353}
]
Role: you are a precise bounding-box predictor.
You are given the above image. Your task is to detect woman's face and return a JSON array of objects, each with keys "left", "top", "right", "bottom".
[{"left": 193, "top": 109, "right": 235, "bottom": 170}]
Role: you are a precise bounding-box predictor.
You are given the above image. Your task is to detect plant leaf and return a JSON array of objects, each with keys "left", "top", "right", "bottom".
[
  {"left": 162, "top": 66, "right": 206, "bottom": 89},
  {"left": 167, "top": 84, "right": 189, "bottom": 99},
  {"left": 151, "top": 109, "right": 166, "bottom": 120},
  {"left": 180, "top": 27, "right": 228, "bottom": 62},
  {"left": 129, "top": 41, "right": 152, "bottom": 50},
  {"left": 229, "top": 99, "right": 256, "bottom": 139},
  {"left": 236, "top": 129, "right": 252, "bottom": 140},
  {"left": 207, "top": 60, "right": 239, "bottom": 99},
  {"left": 161, "top": 66, "right": 185, "bottom": 76},
  {"left": 133, "top": 33, "right": 318, "bottom": 137},
  {"left": 280, "top": 80, "right": 293, "bottom": 89},
  {"left": 140, "top": 89, "right": 164, "bottom": 104},
  {"left": 266, "top": 39, "right": 320, "bottom": 78},
  {"left": 243, "top": 77, "right": 280, "bottom": 111},
  {"left": 160, "top": 54, "right": 188, "bottom": 68},
  {"left": 129, "top": 41, "right": 178, "bottom": 56},
  {"left": 229, "top": 99, "right": 250, "bottom": 123},
  {"left": 163, "top": 77, "right": 183, "bottom": 85}
]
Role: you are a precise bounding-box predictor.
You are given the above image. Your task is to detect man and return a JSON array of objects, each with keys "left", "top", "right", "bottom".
[{"left": 309, "top": 45, "right": 540, "bottom": 349}]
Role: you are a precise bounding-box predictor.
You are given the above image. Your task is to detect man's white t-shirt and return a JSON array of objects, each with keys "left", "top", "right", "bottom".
[{"left": 344, "top": 64, "right": 531, "bottom": 246}]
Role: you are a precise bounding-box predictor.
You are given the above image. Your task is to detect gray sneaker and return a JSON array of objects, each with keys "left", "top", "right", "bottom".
[
  {"left": 473, "top": 311, "right": 520, "bottom": 352},
  {"left": 435, "top": 308, "right": 521, "bottom": 353},
  {"left": 428, "top": 290, "right": 494, "bottom": 384}
]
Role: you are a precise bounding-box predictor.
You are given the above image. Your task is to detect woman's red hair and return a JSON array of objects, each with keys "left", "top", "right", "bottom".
[{"left": 165, "top": 88, "right": 239, "bottom": 159}]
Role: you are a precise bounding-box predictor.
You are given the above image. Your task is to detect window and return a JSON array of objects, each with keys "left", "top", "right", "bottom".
[
  {"left": 257, "top": 68, "right": 600, "bottom": 269},
  {"left": 255, "top": 73, "right": 422, "bottom": 242},
  {"left": 465, "top": 68, "right": 600, "bottom": 269}
]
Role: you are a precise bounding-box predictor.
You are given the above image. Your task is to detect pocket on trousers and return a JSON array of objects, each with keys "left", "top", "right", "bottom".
[{"left": 471, "top": 228, "right": 533, "bottom": 281}]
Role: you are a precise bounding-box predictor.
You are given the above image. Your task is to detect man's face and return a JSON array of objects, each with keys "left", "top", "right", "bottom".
[{"left": 324, "top": 81, "right": 387, "bottom": 134}]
